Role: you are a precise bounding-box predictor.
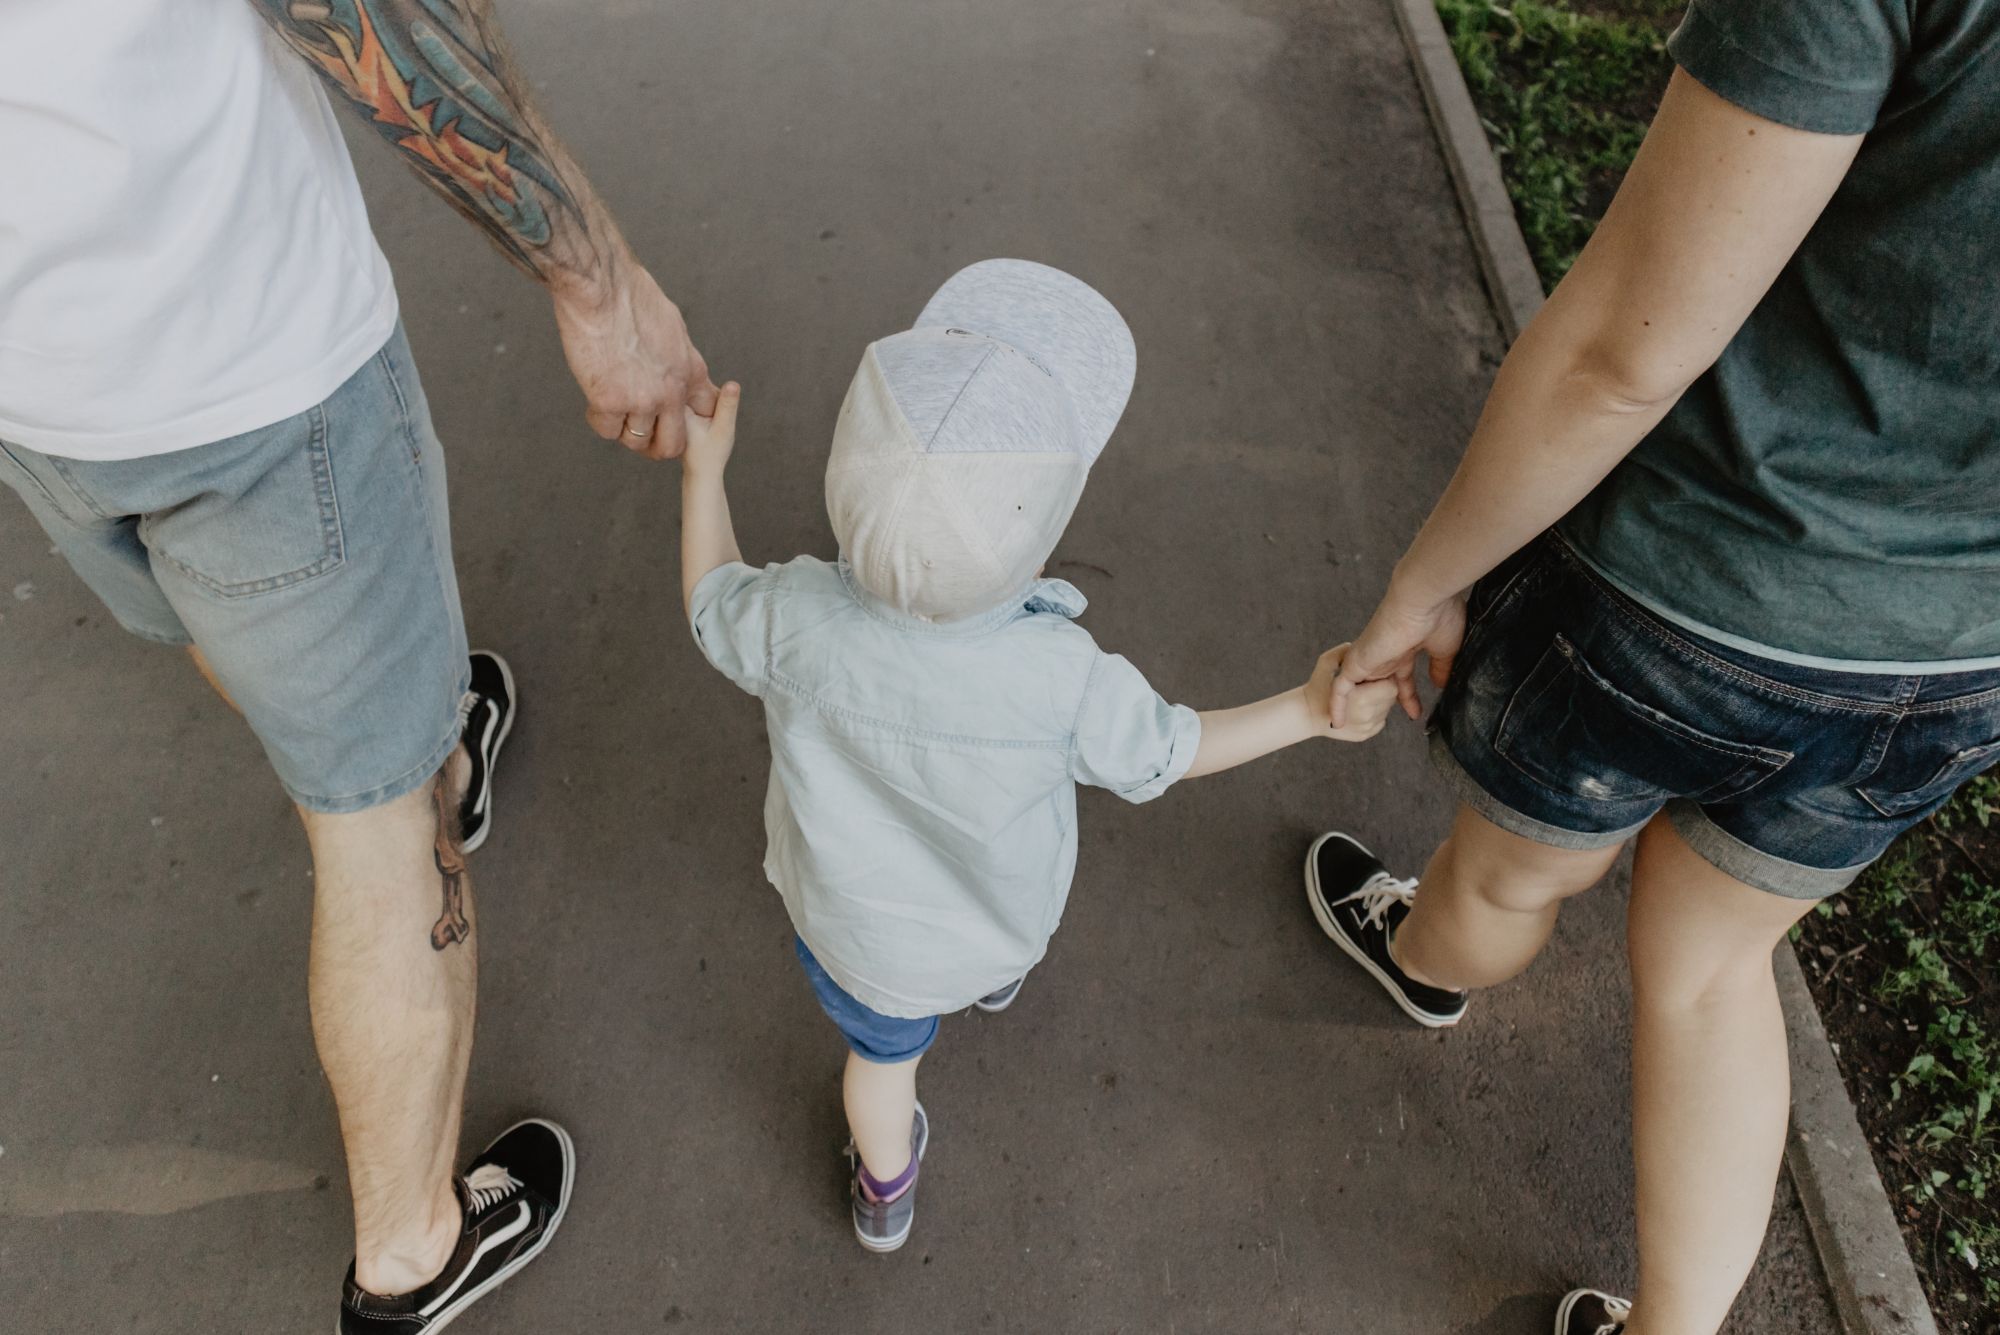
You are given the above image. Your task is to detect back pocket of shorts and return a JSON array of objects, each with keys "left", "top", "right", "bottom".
[
  {"left": 1856, "top": 731, "right": 2000, "bottom": 819},
  {"left": 141, "top": 407, "right": 345, "bottom": 598},
  {"left": 1494, "top": 633, "right": 1792, "bottom": 804}
]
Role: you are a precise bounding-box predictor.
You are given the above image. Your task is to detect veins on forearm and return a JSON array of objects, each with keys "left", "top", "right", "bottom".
[{"left": 251, "top": 0, "right": 600, "bottom": 279}]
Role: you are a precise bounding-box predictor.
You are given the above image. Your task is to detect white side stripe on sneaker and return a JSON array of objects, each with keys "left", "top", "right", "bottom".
[{"left": 418, "top": 1201, "right": 530, "bottom": 1318}]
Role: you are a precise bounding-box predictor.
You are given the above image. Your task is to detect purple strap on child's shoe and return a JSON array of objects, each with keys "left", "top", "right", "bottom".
[{"left": 859, "top": 1154, "right": 919, "bottom": 1203}]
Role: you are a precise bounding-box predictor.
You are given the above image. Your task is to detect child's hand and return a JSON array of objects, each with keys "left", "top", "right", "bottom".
[
  {"left": 680, "top": 381, "right": 742, "bottom": 480},
  {"left": 1307, "top": 644, "right": 1399, "bottom": 742}
]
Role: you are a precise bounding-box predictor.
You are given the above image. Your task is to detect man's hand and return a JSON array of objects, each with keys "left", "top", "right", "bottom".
[
  {"left": 679, "top": 381, "right": 741, "bottom": 479},
  {"left": 1308, "top": 643, "right": 1403, "bottom": 742},
  {"left": 554, "top": 260, "right": 720, "bottom": 461},
  {"left": 249, "top": 0, "right": 722, "bottom": 459},
  {"left": 1329, "top": 585, "right": 1468, "bottom": 728}
]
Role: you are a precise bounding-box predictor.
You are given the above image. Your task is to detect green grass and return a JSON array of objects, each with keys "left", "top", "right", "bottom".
[
  {"left": 1436, "top": 0, "right": 1676, "bottom": 285},
  {"left": 1807, "top": 776, "right": 2000, "bottom": 1318}
]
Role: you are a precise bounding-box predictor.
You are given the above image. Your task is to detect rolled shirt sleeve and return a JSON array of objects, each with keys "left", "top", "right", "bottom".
[
  {"left": 1070, "top": 652, "right": 1202, "bottom": 803},
  {"left": 1670, "top": 0, "right": 1907, "bottom": 135},
  {"left": 689, "top": 561, "right": 773, "bottom": 696}
]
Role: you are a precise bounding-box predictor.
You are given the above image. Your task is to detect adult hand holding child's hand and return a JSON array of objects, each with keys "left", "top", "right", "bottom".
[
  {"left": 553, "top": 259, "right": 722, "bottom": 462},
  {"left": 1330, "top": 582, "right": 1469, "bottom": 728},
  {"left": 1308, "top": 644, "right": 1400, "bottom": 742}
]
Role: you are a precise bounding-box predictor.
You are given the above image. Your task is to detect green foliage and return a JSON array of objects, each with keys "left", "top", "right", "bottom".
[
  {"left": 1435, "top": 0, "right": 1675, "bottom": 285},
  {"left": 1837, "top": 774, "right": 2000, "bottom": 1311}
]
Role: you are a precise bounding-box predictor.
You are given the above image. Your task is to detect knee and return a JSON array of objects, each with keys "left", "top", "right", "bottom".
[
  {"left": 1628, "top": 919, "right": 1781, "bottom": 1018},
  {"left": 1449, "top": 844, "right": 1603, "bottom": 917}
]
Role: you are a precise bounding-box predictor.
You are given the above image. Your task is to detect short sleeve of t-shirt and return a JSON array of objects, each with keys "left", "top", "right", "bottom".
[
  {"left": 1071, "top": 652, "right": 1202, "bottom": 803},
  {"left": 689, "top": 561, "right": 773, "bottom": 696},
  {"left": 1670, "top": 0, "right": 1909, "bottom": 134}
]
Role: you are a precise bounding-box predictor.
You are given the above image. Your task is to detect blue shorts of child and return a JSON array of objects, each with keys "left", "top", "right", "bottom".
[{"left": 794, "top": 936, "right": 939, "bottom": 1065}]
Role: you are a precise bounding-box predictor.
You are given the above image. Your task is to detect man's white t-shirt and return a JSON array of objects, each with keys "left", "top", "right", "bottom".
[{"left": 0, "top": 0, "right": 399, "bottom": 460}]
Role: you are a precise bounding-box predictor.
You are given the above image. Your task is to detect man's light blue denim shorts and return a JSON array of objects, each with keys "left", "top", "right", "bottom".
[{"left": 0, "top": 324, "right": 469, "bottom": 813}]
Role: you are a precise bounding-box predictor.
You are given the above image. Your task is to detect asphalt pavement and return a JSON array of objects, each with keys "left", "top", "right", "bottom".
[{"left": 0, "top": 1, "right": 1836, "bottom": 1330}]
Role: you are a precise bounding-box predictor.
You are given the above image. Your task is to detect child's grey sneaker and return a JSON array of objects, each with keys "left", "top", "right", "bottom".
[
  {"left": 974, "top": 977, "right": 1025, "bottom": 1013},
  {"left": 1555, "top": 1288, "right": 1631, "bottom": 1335},
  {"left": 848, "top": 1101, "right": 929, "bottom": 1253}
]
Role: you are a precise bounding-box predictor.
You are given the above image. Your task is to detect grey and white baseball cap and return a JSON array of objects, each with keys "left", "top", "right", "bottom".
[{"left": 826, "top": 259, "right": 1137, "bottom": 619}]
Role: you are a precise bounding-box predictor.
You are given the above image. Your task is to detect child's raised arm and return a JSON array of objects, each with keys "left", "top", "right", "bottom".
[
  {"left": 1179, "top": 645, "right": 1399, "bottom": 780},
  {"left": 679, "top": 382, "right": 745, "bottom": 618}
]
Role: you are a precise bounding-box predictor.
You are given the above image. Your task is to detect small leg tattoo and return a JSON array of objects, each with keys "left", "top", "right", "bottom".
[{"left": 429, "top": 779, "right": 471, "bottom": 951}]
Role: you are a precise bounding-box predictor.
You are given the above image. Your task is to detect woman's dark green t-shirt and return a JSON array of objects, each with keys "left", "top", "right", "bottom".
[{"left": 1561, "top": 0, "right": 2000, "bottom": 663}]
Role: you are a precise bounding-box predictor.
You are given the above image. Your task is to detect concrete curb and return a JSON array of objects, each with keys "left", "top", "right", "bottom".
[
  {"left": 1388, "top": 0, "right": 1545, "bottom": 339},
  {"left": 1386, "top": 1, "right": 1940, "bottom": 1330},
  {"left": 1776, "top": 948, "right": 1939, "bottom": 1334}
]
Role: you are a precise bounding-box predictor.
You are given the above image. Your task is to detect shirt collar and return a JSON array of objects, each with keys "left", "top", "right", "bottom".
[{"left": 836, "top": 560, "right": 1088, "bottom": 635}]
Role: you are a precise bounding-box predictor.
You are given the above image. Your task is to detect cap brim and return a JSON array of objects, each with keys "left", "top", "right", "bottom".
[{"left": 914, "top": 259, "right": 1135, "bottom": 463}]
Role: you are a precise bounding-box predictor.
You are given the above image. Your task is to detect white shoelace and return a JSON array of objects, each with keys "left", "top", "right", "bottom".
[
  {"left": 1343, "top": 871, "right": 1420, "bottom": 928},
  {"left": 463, "top": 1163, "right": 522, "bottom": 1213},
  {"left": 456, "top": 689, "right": 478, "bottom": 733},
  {"left": 1593, "top": 1296, "right": 1632, "bottom": 1335}
]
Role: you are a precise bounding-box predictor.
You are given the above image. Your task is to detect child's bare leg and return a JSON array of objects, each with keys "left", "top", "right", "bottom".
[{"left": 844, "top": 1051, "right": 921, "bottom": 1180}]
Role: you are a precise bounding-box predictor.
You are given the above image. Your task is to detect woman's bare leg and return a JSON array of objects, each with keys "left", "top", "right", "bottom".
[
  {"left": 1622, "top": 817, "right": 1815, "bottom": 1335},
  {"left": 1393, "top": 804, "right": 1625, "bottom": 990}
]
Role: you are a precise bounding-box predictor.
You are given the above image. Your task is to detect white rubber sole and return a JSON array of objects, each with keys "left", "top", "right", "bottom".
[
  {"left": 853, "top": 1103, "right": 929, "bottom": 1254},
  {"left": 973, "top": 978, "right": 1026, "bottom": 1013},
  {"left": 458, "top": 649, "right": 516, "bottom": 856},
  {"left": 1304, "top": 831, "right": 1463, "bottom": 1030},
  {"left": 337, "top": 1118, "right": 575, "bottom": 1335}
]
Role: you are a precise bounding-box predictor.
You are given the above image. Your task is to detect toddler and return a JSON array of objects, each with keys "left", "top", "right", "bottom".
[{"left": 676, "top": 260, "right": 1396, "bottom": 1252}]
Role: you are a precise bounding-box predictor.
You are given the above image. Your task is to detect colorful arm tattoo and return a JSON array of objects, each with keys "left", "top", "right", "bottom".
[{"left": 251, "top": 0, "right": 595, "bottom": 277}]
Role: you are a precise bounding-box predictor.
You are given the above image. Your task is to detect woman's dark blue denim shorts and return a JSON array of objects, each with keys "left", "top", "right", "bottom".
[
  {"left": 793, "top": 936, "right": 939, "bottom": 1064},
  {"left": 1430, "top": 534, "right": 2000, "bottom": 898}
]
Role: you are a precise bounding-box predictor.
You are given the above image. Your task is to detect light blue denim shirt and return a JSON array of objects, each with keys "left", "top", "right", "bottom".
[{"left": 691, "top": 556, "right": 1201, "bottom": 1018}]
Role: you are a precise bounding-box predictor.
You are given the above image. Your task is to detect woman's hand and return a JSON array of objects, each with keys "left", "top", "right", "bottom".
[
  {"left": 1307, "top": 643, "right": 1403, "bottom": 741},
  {"left": 1329, "top": 582, "right": 1468, "bottom": 728}
]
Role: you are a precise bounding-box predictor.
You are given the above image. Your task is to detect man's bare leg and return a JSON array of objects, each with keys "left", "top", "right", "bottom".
[
  {"left": 1621, "top": 817, "right": 1814, "bottom": 1335},
  {"left": 187, "top": 645, "right": 237, "bottom": 712},
  {"left": 302, "top": 749, "right": 476, "bottom": 1297},
  {"left": 190, "top": 642, "right": 476, "bottom": 1292},
  {"left": 1391, "top": 803, "right": 1624, "bottom": 990}
]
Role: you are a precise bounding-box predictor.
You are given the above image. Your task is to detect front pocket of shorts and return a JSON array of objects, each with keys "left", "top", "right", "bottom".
[
  {"left": 1493, "top": 633, "right": 1793, "bottom": 804},
  {"left": 1856, "top": 733, "right": 2000, "bottom": 819},
  {"left": 143, "top": 408, "right": 345, "bottom": 598}
]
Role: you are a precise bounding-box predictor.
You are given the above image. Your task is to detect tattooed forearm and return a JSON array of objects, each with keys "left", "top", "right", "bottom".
[
  {"left": 250, "top": 0, "right": 611, "bottom": 284},
  {"left": 429, "top": 777, "right": 472, "bottom": 951}
]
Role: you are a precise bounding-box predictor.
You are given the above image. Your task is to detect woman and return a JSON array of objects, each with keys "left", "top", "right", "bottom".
[{"left": 1314, "top": 1, "right": 2000, "bottom": 1332}]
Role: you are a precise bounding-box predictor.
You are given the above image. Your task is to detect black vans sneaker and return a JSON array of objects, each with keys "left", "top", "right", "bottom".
[
  {"left": 1305, "top": 831, "right": 1468, "bottom": 1028},
  {"left": 457, "top": 650, "right": 516, "bottom": 854},
  {"left": 1556, "top": 1288, "right": 1631, "bottom": 1334},
  {"left": 338, "top": 1119, "right": 574, "bottom": 1335}
]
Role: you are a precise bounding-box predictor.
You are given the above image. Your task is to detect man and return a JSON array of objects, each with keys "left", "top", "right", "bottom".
[{"left": 0, "top": 1, "right": 714, "bottom": 1328}]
